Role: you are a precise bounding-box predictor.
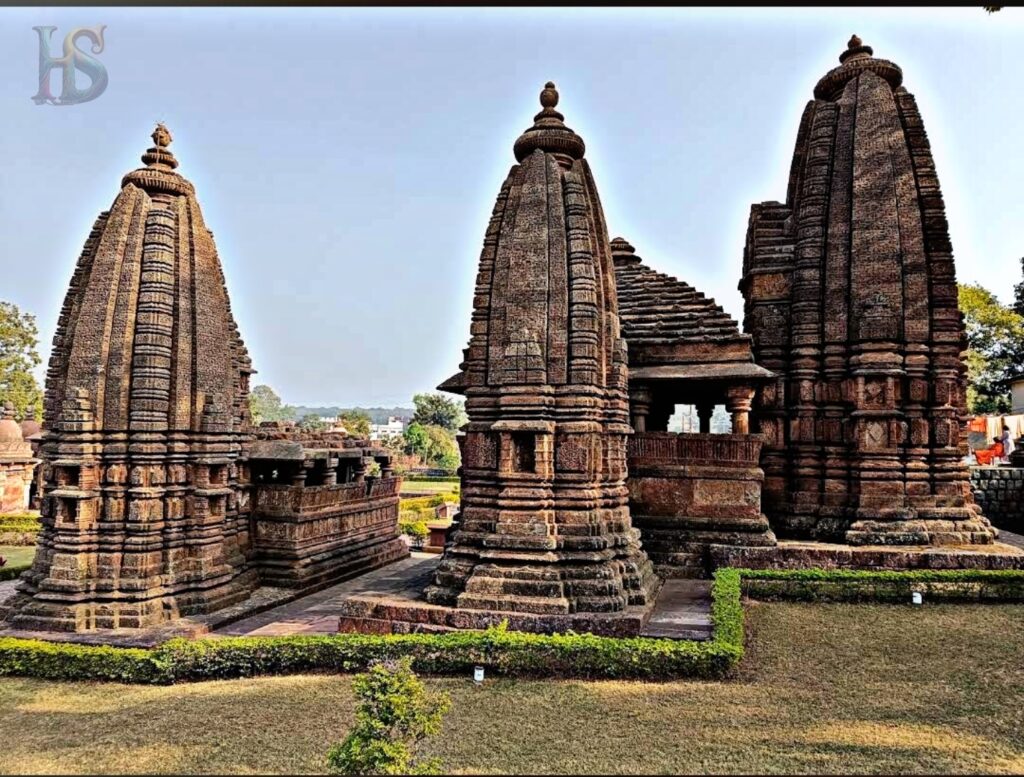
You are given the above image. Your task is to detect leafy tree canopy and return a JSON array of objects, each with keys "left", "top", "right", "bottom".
[
  {"left": 299, "top": 413, "right": 326, "bottom": 431},
  {"left": 249, "top": 384, "right": 296, "bottom": 426},
  {"left": 411, "top": 393, "right": 466, "bottom": 434},
  {"left": 338, "top": 410, "right": 371, "bottom": 438},
  {"left": 0, "top": 301, "right": 43, "bottom": 421},
  {"left": 958, "top": 283, "right": 1024, "bottom": 414}
]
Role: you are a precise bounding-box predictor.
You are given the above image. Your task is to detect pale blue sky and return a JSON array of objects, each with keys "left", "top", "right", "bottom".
[{"left": 2, "top": 7, "right": 1021, "bottom": 406}]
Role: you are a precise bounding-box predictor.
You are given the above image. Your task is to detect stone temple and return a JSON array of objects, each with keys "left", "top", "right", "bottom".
[
  {"left": 1, "top": 126, "right": 405, "bottom": 633},
  {"left": 740, "top": 36, "right": 997, "bottom": 547},
  {"left": 4, "top": 38, "right": 1021, "bottom": 640}
]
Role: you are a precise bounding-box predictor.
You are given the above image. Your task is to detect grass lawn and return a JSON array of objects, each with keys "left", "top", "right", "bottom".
[
  {"left": 399, "top": 480, "right": 459, "bottom": 495},
  {"left": 1, "top": 602, "right": 1022, "bottom": 774},
  {"left": 0, "top": 545, "right": 34, "bottom": 567}
]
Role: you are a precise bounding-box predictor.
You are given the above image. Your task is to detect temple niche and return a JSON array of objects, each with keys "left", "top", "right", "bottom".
[
  {"left": 611, "top": 239, "right": 777, "bottom": 576},
  {"left": 740, "top": 37, "right": 996, "bottom": 546},
  {"left": 0, "top": 126, "right": 404, "bottom": 634}
]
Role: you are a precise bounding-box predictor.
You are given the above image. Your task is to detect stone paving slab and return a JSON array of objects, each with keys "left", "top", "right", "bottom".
[
  {"left": 640, "top": 580, "right": 712, "bottom": 640},
  {"left": 996, "top": 528, "right": 1024, "bottom": 551},
  {"left": 215, "top": 553, "right": 437, "bottom": 637}
]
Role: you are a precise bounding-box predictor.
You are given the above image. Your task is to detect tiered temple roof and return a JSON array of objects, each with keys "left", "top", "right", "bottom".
[{"left": 611, "top": 237, "right": 771, "bottom": 382}]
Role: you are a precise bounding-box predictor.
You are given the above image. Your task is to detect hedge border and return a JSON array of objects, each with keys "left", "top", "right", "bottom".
[
  {"left": 1, "top": 567, "right": 1021, "bottom": 686},
  {"left": 0, "top": 563, "right": 31, "bottom": 582},
  {"left": 737, "top": 567, "right": 1024, "bottom": 603}
]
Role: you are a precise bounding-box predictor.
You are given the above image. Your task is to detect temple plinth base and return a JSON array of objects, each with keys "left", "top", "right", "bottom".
[{"left": 709, "top": 538, "right": 1024, "bottom": 572}]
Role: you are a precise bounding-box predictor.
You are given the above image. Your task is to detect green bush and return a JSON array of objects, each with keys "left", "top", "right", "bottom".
[
  {"left": 0, "top": 637, "right": 165, "bottom": 684},
  {"left": 0, "top": 513, "right": 41, "bottom": 534},
  {"left": 153, "top": 621, "right": 740, "bottom": 683},
  {"left": 0, "top": 562, "right": 31, "bottom": 582},
  {"left": 399, "top": 494, "right": 459, "bottom": 513},
  {"left": 737, "top": 567, "right": 1024, "bottom": 603},
  {"left": 326, "top": 657, "right": 450, "bottom": 775}
]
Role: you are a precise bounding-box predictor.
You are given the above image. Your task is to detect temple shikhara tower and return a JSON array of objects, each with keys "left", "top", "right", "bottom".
[
  {"left": 741, "top": 37, "right": 997, "bottom": 546},
  {"left": 425, "top": 83, "right": 658, "bottom": 630},
  {"left": 4, "top": 126, "right": 260, "bottom": 631},
  {"left": 2, "top": 126, "right": 405, "bottom": 633}
]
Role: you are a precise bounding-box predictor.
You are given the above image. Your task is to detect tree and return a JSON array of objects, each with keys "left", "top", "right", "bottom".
[
  {"left": 958, "top": 283, "right": 1024, "bottom": 414},
  {"left": 402, "top": 422, "right": 460, "bottom": 473},
  {"left": 299, "top": 413, "right": 326, "bottom": 431},
  {"left": 338, "top": 410, "right": 371, "bottom": 438},
  {"left": 326, "top": 657, "right": 450, "bottom": 775},
  {"left": 411, "top": 393, "right": 467, "bottom": 434},
  {"left": 0, "top": 301, "right": 43, "bottom": 421},
  {"left": 249, "top": 384, "right": 296, "bottom": 425}
]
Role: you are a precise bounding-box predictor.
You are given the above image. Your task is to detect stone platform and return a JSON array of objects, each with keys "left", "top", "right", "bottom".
[
  {"left": 220, "top": 555, "right": 711, "bottom": 640},
  {"left": 336, "top": 560, "right": 663, "bottom": 638},
  {"left": 709, "top": 538, "right": 1024, "bottom": 572}
]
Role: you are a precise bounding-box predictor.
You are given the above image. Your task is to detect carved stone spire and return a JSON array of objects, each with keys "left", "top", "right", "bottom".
[
  {"left": 741, "top": 39, "right": 996, "bottom": 546},
  {"left": 423, "top": 82, "right": 657, "bottom": 633},
  {"left": 3, "top": 126, "right": 258, "bottom": 632}
]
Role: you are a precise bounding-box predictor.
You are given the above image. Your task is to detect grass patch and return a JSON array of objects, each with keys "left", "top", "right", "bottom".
[
  {"left": 0, "top": 545, "right": 35, "bottom": 568},
  {"left": 1, "top": 602, "right": 1022, "bottom": 774},
  {"left": 399, "top": 480, "right": 460, "bottom": 496}
]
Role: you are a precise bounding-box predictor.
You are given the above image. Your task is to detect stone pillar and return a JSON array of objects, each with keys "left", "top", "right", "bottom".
[
  {"left": 353, "top": 458, "right": 368, "bottom": 484},
  {"left": 291, "top": 461, "right": 311, "bottom": 487},
  {"left": 697, "top": 402, "right": 714, "bottom": 434},
  {"left": 629, "top": 386, "right": 652, "bottom": 433},
  {"left": 323, "top": 457, "right": 338, "bottom": 486},
  {"left": 726, "top": 385, "right": 756, "bottom": 435}
]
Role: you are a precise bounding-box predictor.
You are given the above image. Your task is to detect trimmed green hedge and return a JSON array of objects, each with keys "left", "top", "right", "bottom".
[
  {"left": 0, "top": 563, "right": 31, "bottom": 582},
  {"left": 0, "top": 514, "right": 41, "bottom": 534},
  {"left": 0, "top": 638, "right": 161, "bottom": 684},
  {"left": 0, "top": 569, "right": 746, "bottom": 685},
  {"left": 401, "top": 476, "right": 460, "bottom": 483},
  {"left": 738, "top": 567, "right": 1024, "bottom": 603},
  {"left": 5, "top": 566, "right": 1018, "bottom": 686}
]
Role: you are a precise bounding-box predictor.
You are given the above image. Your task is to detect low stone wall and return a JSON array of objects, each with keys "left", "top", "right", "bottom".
[
  {"left": 627, "top": 432, "right": 776, "bottom": 578},
  {"left": 970, "top": 466, "right": 1024, "bottom": 533}
]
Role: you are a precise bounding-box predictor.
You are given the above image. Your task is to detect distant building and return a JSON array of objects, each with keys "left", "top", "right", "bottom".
[
  {"left": 369, "top": 417, "right": 404, "bottom": 440},
  {"left": 1012, "top": 376, "right": 1024, "bottom": 415}
]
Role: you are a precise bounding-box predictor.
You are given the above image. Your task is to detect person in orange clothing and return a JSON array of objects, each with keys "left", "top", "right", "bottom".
[{"left": 975, "top": 438, "right": 1005, "bottom": 466}]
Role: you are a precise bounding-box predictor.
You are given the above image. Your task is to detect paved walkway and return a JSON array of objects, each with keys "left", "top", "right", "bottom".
[
  {"left": 998, "top": 527, "right": 1024, "bottom": 550},
  {"left": 216, "top": 555, "right": 714, "bottom": 640},
  {"left": 216, "top": 553, "right": 437, "bottom": 637}
]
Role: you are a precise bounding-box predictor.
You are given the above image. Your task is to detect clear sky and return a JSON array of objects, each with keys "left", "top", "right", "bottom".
[{"left": 2, "top": 7, "right": 1022, "bottom": 406}]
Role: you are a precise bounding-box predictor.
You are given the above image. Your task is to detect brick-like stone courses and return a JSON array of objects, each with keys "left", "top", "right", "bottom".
[
  {"left": 2, "top": 126, "right": 260, "bottom": 631},
  {"left": 431, "top": 83, "right": 658, "bottom": 619},
  {"left": 248, "top": 425, "right": 408, "bottom": 590},
  {"left": 971, "top": 467, "right": 1024, "bottom": 535},
  {"left": 611, "top": 237, "right": 753, "bottom": 363},
  {"left": 740, "top": 37, "right": 995, "bottom": 546},
  {"left": 0, "top": 405, "right": 35, "bottom": 513}
]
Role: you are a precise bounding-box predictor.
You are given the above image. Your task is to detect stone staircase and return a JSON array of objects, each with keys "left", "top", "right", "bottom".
[{"left": 641, "top": 579, "right": 713, "bottom": 640}]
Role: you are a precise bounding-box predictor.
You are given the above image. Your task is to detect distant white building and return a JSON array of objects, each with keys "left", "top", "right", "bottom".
[{"left": 369, "top": 417, "right": 405, "bottom": 441}]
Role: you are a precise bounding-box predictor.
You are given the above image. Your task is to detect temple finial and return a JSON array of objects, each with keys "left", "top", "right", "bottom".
[
  {"left": 152, "top": 123, "right": 172, "bottom": 148},
  {"left": 512, "top": 80, "right": 585, "bottom": 163},
  {"left": 839, "top": 34, "right": 873, "bottom": 64},
  {"left": 1, "top": 401, "right": 14, "bottom": 420},
  {"left": 540, "top": 81, "right": 558, "bottom": 110},
  {"left": 140, "top": 122, "right": 179, "bottom": 171}
]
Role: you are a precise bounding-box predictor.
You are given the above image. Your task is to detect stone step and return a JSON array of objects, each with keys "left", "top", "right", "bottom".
[{"left": 640, "top": 579, "right": 713, "bottom": 641}]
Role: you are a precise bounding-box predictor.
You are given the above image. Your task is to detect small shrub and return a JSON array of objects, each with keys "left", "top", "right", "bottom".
[{"left": 326, "top": 657, "right": 451, "bottom": 775}]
